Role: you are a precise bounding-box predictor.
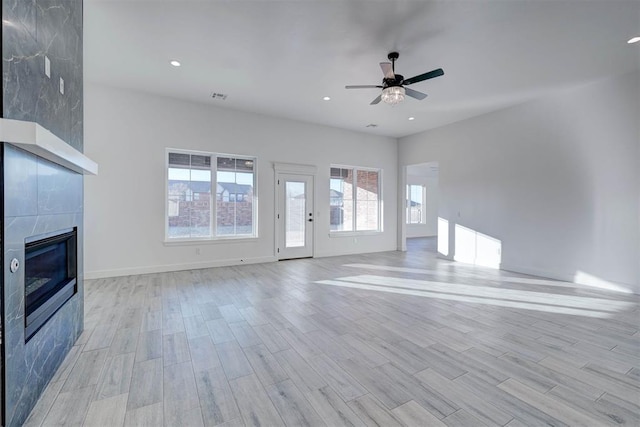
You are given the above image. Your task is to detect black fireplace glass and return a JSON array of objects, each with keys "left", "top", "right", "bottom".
[{"left": 24, "top": 228, "right": 77, "bottom": 340}]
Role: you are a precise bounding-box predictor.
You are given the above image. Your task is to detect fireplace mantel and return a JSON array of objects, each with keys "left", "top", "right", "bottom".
[{"left": 0, "top": 118, "right": 98, "bottom": 175}]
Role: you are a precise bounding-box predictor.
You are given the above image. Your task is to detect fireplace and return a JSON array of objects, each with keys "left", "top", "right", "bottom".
[{"left": 24, "top": 228, "right": 78, "bottom": 341}]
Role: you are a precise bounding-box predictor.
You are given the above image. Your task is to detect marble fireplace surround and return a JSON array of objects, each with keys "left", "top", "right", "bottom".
[
  {"left": 1, "top": 119, "right": 97, "bottom": 426},
  {"left": 0, "top": 118, "right": 97, "bottom": 175}
]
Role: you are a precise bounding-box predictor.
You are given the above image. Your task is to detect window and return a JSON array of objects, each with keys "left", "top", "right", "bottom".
[
  {"left": 167, "top": 150, "right": 256, "bottom": 240},
  {"left": 216, "top": 157, "right": 255, "bottom": 236},
  {"left": 330, "top": 166, "right": 381, "bottom": 232},
  {"left": 407, "top": 184, "right": 426, "bottom": 224},
  {"left": 330, "top": 168, "right": 353, "bottom": 232},
  {"left": 167, "top": 152, "right": 211, "bottom": 238}
]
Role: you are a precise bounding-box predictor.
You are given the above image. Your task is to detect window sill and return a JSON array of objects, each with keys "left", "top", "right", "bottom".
[
  {"left": 329, "top": 231, "right": 383, "bottom": 237},
  {"left": 164, "top": 236, "right": 259, "bottom": 246}
]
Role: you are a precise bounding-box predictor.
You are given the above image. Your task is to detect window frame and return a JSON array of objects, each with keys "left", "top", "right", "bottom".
[
  {"left": 329, "top": 164, "right": 383, "bottom": 235},
  {"left": 165, "top": 148, "right": 258, "bottom": 243},
  {"left": 406, "top": 184, "right": 427, "bottom": 225}
]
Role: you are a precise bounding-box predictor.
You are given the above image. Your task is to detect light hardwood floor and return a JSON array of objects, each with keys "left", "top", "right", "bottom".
[{"left": 26, "top": 238, "right": 640, "bottom": 426}]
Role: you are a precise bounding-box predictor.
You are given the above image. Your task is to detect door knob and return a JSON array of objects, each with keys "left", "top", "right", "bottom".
[{"left": 308, "top": 219, "right": 313, "bottom": 222}]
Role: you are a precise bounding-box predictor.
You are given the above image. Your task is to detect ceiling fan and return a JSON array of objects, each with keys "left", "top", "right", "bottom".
[{"left": 346, "top": 52, "right": 444, "bottom": 105}]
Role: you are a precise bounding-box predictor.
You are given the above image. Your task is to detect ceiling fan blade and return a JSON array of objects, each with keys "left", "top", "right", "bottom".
[
  {"left": 403, "top": 68, "right": 444, "bottom": 86},
  {"left": 380, "top": 62, "right": 395, "bottom": 79},
  {"left": 345, "top": 85, "right": 383, "bottom": 89},
  {"left": 404, "top": 87, "right": 428, "bottom": 100},
  {"left": 370, "top": 94, "right": 382, "bottom": 105}
]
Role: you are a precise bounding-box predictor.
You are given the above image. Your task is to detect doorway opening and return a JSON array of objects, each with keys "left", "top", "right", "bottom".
[{"left": 404, "top": 162, "right": 439, "bottom": 254}]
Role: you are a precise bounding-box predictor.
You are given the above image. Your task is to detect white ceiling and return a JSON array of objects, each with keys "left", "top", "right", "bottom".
[{"left": 85, "top": 0, "right": 640, "bottom": 138}]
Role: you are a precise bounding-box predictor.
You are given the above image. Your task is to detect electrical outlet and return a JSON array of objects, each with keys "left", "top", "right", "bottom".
[
  {"left": 59, "top": 77, "right": 64, "bottom": 95},
  {"left": 44, "top": 56, "right": 51, "bottom": 78}
]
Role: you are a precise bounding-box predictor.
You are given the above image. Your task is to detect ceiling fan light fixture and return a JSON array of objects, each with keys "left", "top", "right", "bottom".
[{"left": 381, "top": 86, "right": 405, "bottom": 105}]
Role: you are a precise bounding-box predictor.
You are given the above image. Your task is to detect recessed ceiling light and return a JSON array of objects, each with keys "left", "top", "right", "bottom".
[
  {"left": 170, "top": 60, "right": 181, "bottom": 67},
  {"left": 323, "top": 96, "right": 331, "bottom": 101},
  {"left": 628, "top": 36, "right": 640, "bottom": 44},
  {"left": 408, "top": 117, "right": 415, "bottom": 121}
]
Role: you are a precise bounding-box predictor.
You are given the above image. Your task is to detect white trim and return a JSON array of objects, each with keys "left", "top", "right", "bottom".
[
  {"left": 328, "top": 231, "right": 383, "bottom": 237},
  {"left": 274, "top": 173, "right": 279, "bottom": 257},
  {"left": 276, "top": 172, "right": 315, "bottom": 260},
  {"left": 406, "top": 183, "right": 427, "bottom": 225},
  {"left": 0, "top": 118, "right": 98, "bottom": 174},
  {"left": 329, "top": 164, "right": 383, "bottom": 233},
  {"left": 314, "top": 248, "right": 391, "bottom": 258},
  {"left": 377, "top": 168, "right": 384, "bottom": 232},
  {"left": 84, "top": 255, "right": 277, "bottom": 279},
  {"left": 163, "top": 236, "right": 259, "bottom": 246},
  {"left": 491, "top": 262, "right": 635, "bottom": 294},
  {"left": 274, "top": 162, "right": 317, "bottom": 174},
  {"left": 330, "top": 163, "right": 379, "bottom": 172},
  {"left": 500, "top": 263, "right": 573, "bottom": 283},
  {"left": 398, "top": 165, "right": 407, "bottom": 252},
  {"left": 212, "top": 154, "right": 218, "bottom": 235},
  {"left": 165, "top": 149, "right": 170, "bottom": 241},
  {"left": 165, "top": 148, "right": 258, "bottom": 241}
]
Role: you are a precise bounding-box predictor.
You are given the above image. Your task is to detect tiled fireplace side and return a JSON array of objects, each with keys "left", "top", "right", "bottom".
[{"left": 1, "top": 0, "right": 84, "bottom": 425}]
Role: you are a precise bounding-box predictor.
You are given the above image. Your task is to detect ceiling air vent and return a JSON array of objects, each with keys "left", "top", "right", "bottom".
[
  {"left": 211, "top": 92, "right": 228, "bottom": 101},
  {"left": 365, "top": 124, "right": 378, "bottom": 128}
]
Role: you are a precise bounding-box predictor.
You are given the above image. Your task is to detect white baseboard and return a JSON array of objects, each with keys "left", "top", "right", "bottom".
[
  {"left": 500, "top": 263, "right": 636, "bottom": 294},
  {"left": 84, "top": 255, "right": 277, "bottom": 280},
  {"left": 406, "top": 232, "right": 437, "bottom": 238},
  {"left": 500, "top": 263, "right": 575, "bottom": 283},
  {"left": 86, "top": 246, "right": 394, "bottom": 279},
  {"left": 314, "top": 247, "right": 396, "bottom": 259}
]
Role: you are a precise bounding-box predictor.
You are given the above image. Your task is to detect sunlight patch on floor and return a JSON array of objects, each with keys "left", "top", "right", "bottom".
[
  {"left": 316, "top": 274, "right": 635, "bottom": 318},
  {"left": 573, "top": 270, "right": 634, "bottom": 294},
  {"left": 343, "top": 263, "right": 631, "bottom": 292}
]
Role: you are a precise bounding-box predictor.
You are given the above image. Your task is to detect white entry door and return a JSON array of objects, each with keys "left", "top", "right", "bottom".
[{"left": 277, "top": 173, "right": 314, "bottom": 259}]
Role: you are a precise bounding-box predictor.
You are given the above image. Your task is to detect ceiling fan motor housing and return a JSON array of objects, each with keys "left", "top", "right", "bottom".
[{"left": 383, "top": 75, "right": 404, "bottom": 88}]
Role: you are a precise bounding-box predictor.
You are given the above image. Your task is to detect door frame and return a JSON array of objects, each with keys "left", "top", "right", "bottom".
[{"left": 273, "top": 162, "right": 317, "bottom": 259}]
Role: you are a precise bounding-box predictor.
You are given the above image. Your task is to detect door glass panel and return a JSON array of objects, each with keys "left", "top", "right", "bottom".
[{"left": 285, "top": 181, "right": 306, "bottom": 248}]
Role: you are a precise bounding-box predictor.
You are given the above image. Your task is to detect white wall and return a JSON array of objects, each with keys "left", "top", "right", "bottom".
[
  {"left": 84, "top": 83, "right": 397, "bottom": 278},
  {"left": 399, "top": 72, "right": 640, "bottom": 292},
  {"left": 406, "top": 174, "right": 438, "bottom": 238}
]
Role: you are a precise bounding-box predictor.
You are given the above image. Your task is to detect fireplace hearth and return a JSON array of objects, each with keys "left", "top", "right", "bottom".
[{"left": 24, "top": 228, "right": 77, "bottom": 341}]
